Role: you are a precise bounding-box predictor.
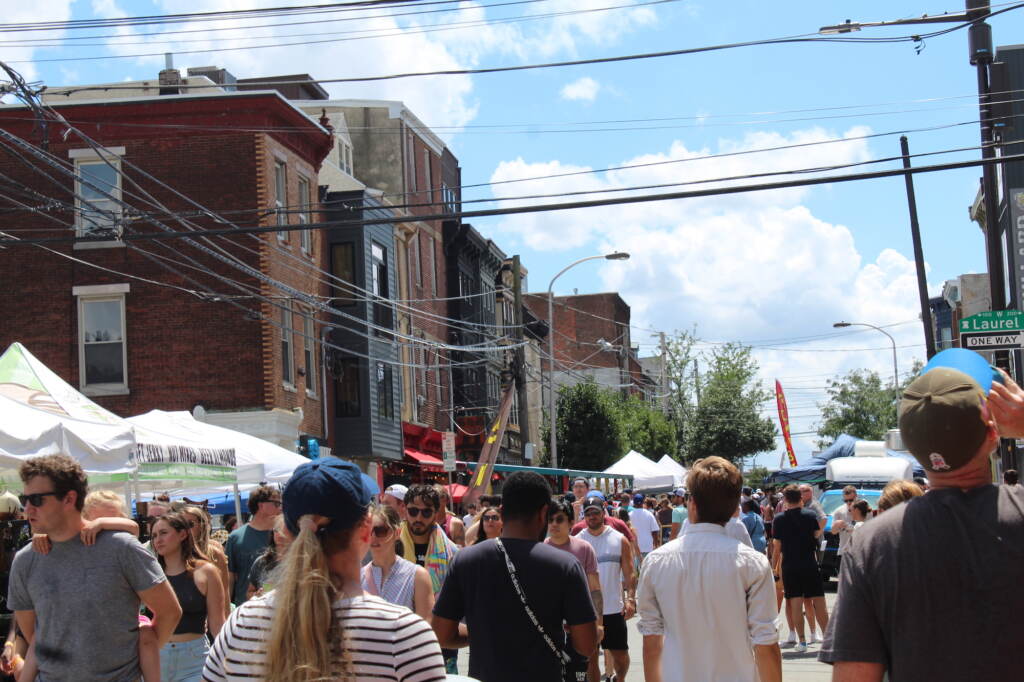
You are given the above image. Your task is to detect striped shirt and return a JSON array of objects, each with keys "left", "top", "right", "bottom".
[{"left": 202, "top": 592, "right": 446, "bottom": 682}]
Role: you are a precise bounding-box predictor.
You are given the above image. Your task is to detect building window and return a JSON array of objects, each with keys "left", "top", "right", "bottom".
[
  {"left": 405, "top": 132, "right": 415, "bottom": 192},
  {"left": 459, "top": 272, "right": 475, "bottom": 299},
  {"left": 376, "top": 361, "right": 394, "bottom": 420},
  {"left": 303, "top": 312, "right": 317, "bottom": 397},
  {"left": 298, "top": 176, "right": 312, "bottom": 255},
  {"left": 510, "top": 390, "right": 520, "bottom": 426},
  {"left": 435, "top": 352, "right": 443, "bottom": 406},
  {"left": 441, "top": 183, "right": 456, "bottom": 214},
  {"left": 371, "top": 242, "right": 392, "bottom": 332},
  {"left": 487, "top": 372, "right": 500, "bottom": 410},
  {"left": 410, "top": 232, "right": 421, "bottom": 287},
  {"left": 502, "top": 298, "right": 515, "bottom": 332},
  {"left": 426, "top": 235, "right": 437, "bottom": 296},
  {"left": 282, "top": 301, "right": 294, "bottom": 386},
  {"left": 482, "top": 280, "right": 495, "bottom": 314},
  {"left": 331, "top": 243, "right": 357, "bottom": 306},
  {"left": 274, "top": 160, "right": 287, "bottom": 242},
  {"left": 78, "top": 293, "right": 127, "bottom": 394},
  {"left": 422, "top": 150, "right": 432, "bottom": 196},
  {"left": 335, "top": 357, "right": 361, "bottom": 418},
  {"left": 75, "top": 158, "right": 122, "bottom": 238},
  {"left": 338, "top": 142, "right": 353, "bottom": 175}
]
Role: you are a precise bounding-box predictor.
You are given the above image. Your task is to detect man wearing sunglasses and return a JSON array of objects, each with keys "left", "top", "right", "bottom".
[
  {"left": 399, "top": 484, "right": 459, "bottom": 673},
  {"left": 225, "top": 485, "right": 281, "bottom": 607},
  {"left": 7, "top": 454, "right": 182, "bottom": 682}
]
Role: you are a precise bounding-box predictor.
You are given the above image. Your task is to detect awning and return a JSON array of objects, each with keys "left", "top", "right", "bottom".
[
  {"left": 446, "top": 483, "right": 468, "bottom": 502},
  {"left": 404, "top": 448, "right": 444, "bottom": 468}
]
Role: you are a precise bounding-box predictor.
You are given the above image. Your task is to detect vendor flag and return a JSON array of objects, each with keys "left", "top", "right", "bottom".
[
  {"left": 463, "top": 380, "right": 516, "bottom": 508},
  {"left": 775, "top": 380, "right": 799, "bottom": 468}
]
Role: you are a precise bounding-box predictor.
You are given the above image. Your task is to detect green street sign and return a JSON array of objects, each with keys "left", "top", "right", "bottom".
[{"left": 959, "top": 310, "right": 1024, "bottom": 333}]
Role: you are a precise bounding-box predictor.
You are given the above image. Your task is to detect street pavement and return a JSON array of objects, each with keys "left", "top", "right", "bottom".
[{"left": 455, "top": 587, "right": 838, "bottom": 681}]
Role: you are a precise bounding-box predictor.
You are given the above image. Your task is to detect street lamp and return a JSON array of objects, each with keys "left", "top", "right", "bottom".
[
  {"left": 833, "top": 321, "right": 899, "bottom": 390},
  {"left": 548, "top": 252, "right": 630, "bottom": 470}
]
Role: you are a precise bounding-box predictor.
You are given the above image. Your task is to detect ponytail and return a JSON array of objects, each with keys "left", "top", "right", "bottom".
[{"left": 264, "top": 515, "right": 352, "bottom": 681}]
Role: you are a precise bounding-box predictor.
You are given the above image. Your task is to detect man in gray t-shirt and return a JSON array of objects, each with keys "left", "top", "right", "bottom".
[{"left": 8, "top": 454, "right": 181, "bottom": 681}]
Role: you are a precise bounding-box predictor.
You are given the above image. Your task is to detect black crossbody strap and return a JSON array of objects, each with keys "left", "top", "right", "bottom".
[{"left": 494, "top": 539, "right": 570, "bottom": 668}]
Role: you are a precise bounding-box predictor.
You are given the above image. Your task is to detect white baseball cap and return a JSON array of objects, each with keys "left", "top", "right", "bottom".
[{"left": 383, "top": 484, "right": 409, "bottom": 502}]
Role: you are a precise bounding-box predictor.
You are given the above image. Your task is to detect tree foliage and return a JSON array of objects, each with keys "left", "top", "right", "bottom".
[
  {"left": 816, "top": 362, "right": 922, "bottom": 449},
  {"left": 685, "top": 343, "right": 777, "bottom": 465},
  {"left": 744, "top": 466, "right": 770, "bottom": 489},
  {"left": 543, "top": 382, "right": 677, "bottom": 471}
]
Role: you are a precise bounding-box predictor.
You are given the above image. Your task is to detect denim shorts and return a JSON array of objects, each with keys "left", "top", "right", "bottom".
[{"left": 160, "top": 636, "right": 209, "bottom": 682}]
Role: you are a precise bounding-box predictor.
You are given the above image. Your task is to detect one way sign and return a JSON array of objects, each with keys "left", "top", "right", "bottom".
[{"left": 960, "top": 330, "right": 1024, "bottom": 351}]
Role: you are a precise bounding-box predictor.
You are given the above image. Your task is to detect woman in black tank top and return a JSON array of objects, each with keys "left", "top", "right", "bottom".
[{"left": 152, "top": 512, "right": 226, "bottom": 682}]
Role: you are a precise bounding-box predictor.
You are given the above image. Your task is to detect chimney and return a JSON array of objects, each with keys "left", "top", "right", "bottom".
[{"left": 159, "top": 68, "right": 182, "bottom": 95}]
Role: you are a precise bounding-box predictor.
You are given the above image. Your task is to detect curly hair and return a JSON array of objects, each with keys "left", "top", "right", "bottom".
[
  {"left": 405, "top": 484, "right": 440, "bottom": 512},
  {"left": 19, "top": 454, "right": 88, "bottom": 511},
  {"left": 248, "top": 485, "right": 281, "bottom": 515}
]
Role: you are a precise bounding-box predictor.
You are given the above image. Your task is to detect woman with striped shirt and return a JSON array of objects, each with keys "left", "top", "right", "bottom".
[{"left": 203, "top": 458, "right": 446, "bottom": 682}]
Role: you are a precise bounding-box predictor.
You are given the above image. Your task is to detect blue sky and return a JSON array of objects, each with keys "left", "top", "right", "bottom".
[{"left": 8, "top": 0, "right": 1024, "bottom": 468}]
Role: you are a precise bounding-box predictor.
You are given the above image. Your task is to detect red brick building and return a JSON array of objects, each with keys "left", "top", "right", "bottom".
[
  {"left": 0, "top": 91, "right": 334, "bottom": 449},
  {"left": 524, "top": 292, "right": 656, "bottom": 400}
]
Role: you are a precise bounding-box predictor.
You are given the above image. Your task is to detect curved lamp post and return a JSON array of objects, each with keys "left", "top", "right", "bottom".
[
  {"left": 833, "top": 321, "right": 899, "bottom": 390},
  {"left": 548, "top": 252, "right": 630, "bottom": 469}
]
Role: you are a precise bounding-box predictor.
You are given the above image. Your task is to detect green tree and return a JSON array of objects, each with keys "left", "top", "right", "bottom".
[
  {"left": 545, "top": 382, "right": 626, "bottom": 471},
  {"left": 815, "top": 361, "right": 922, "bottom": 448},
  {"left": 744, "top": 466, "right": 770, "bottom": 489},
  {"left": 662, "top": 328, "right": 699, "bottom": 458},
  {"left": 685, "top": 343, "right": 776, "bottom": 466},
  {"left": 618, "top": 394, "right": 677, "bottom": 459}
]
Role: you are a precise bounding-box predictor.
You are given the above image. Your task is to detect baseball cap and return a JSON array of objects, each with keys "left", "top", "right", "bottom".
[
  {"left": 920, "top": 347, "right": 1001, "bottom": 395},
  {"left": 582, "top": 496, "right": 606, "bottom": 512},
  {"left": 282, "top": 457, "right": 373, "bottom": 536},
  {"left": 632, "top": 493, "right": 644, "bottom": 506},
  {"left": 899, "top": 364, "right": 993, "bottom": 473},
  {"left": 383, "top": 484, "right": 408, "bottom": 502},
  {"left": 671, "top": 487, "right": 686, "bottom": 498}
]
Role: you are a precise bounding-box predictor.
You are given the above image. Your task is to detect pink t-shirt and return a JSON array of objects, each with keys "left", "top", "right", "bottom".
[{"left": 545, "top": 535, "right": 598, "bottom": 576}]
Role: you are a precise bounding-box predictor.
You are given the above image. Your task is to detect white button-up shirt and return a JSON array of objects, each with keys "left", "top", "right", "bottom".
[{"left": 638, "top": 523, "right": 778, "bottom": 682}]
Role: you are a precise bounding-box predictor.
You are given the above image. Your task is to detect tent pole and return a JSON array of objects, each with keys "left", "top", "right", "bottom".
[{"left": 233, "top": 483, "right": 243, "bottom": 522}]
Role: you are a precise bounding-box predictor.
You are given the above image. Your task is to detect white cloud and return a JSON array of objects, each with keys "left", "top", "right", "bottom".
[
  {"left": 0, "top": 1, "right": 74, "bottom": 88},
  {"left": 560, "top": 77, "right": 600, "bottom": 102},
  {"left": 489, "top": 126, "right": 930, "bottom": 463}
]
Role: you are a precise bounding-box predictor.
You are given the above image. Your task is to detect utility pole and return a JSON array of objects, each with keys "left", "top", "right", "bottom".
[
  {"left": 511, "top": 255, "right": 530, "bottom": 454},
  {"left": 659, "top": 332, "right": 669, "bottom": 415},
  {"left": 900, "top": 136, "right": 938, "bottom": 359}
]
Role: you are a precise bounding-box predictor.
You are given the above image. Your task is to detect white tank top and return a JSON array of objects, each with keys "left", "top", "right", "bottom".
[{"left": 580, "top": 525, "right": 624, "bottom": 615}]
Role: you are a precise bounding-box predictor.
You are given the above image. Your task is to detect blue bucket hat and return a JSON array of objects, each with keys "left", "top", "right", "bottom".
[
  {"left": 282, "top": 457, "right": 373, "bottom": 536},
  {"left": 920, "top": 348, "right": 1001, "bottom": 395}
]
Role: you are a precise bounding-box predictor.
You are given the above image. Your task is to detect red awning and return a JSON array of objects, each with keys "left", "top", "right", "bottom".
[
  {"left": 446, "top": 483, "right": 468, "bottom": 502},
  {"left": 404, "top": 449, "right": 444, "bottom": 468}
]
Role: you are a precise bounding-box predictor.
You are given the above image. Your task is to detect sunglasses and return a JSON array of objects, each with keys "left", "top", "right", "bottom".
[
  {"left": 482, "top": 515, "right": 500, "bottom": 522},
  {"left": 406, "top": 506, "right": 434, "bottom": 518},
  {"left": 262, "top": 500, "right": 282, "bottom": 507},
  {"left": 371, "top": 525, "right": 392, "bottom": 538},
  {"left": 19, "top": 491, "right": 59, "bottom": 507}
]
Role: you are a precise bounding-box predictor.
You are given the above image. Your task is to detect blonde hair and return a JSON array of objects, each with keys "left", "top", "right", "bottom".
[
  {"left": 82, "top": 490, "right": 129, "bottom": 520},
  {"left": 182, "top": 505, "right": 212, "bottom": 552},
  {"left": 264, "top": 513, "right": 365, "bottom": 682},
  {"left": 878, "top": 479, "right": 924, "bottom": 512}
]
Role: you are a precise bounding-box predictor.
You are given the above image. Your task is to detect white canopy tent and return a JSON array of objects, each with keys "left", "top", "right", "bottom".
[
  {"left": 0, "top": 343, "right": 239, "bottom": 497},
  {"left": 603, "top": 450, "right": 675, "bottom": 492},
  {"left": 126, "top": 410, "right": 308, "bottom": 497},
  {"left": 656, "top": 455, "right": 688, "bottom": 488}
]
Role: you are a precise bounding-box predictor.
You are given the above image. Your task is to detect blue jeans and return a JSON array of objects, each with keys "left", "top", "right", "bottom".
[{"left": 160, "top": 636, "right": 209, "bottom": 682}]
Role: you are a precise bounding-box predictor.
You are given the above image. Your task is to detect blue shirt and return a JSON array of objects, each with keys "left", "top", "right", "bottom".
[{"left": 741, "top": 511, "right": 767, "bottom": 553}]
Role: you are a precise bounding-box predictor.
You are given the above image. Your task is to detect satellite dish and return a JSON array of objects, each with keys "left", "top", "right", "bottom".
[{"left": 191, "top": 404, "right": 207, "bottom": 421}]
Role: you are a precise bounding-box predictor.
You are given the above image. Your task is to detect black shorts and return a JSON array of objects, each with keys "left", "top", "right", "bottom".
[
  {"left": 782, "top": 563, "right": 824, "bottom": 599},
  {"left": 600, "top": 612, "right": 629, "bottom": 651}
]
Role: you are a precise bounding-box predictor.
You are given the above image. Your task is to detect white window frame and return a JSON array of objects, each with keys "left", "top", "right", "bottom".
[
  {"left": 297, "top": 175, "right": 312, "bottom": 256},
  {"left": 303, "top": 311, "right": 317, "bottom": 398},
  {"left": 282, "top": 300, "right": 295, "bottom": 388},
  {"left": 274, "top": 160, "right": 288, "bottom": 242},
  {"left": 70, "top": 147, "right": 126, "bottom": 247},
  {"left": 75, "top": 283, "right": 129, "bottom": 396},
  {"left": 426, "top": 235, "right": 437, "bottom": 296}
]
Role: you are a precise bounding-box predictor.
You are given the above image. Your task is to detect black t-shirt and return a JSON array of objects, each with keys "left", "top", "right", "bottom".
[
  {"left": 433, "top": 537, "right": 596, "bottom": 682},
  {"left": 771, "top": 507, "right": 819, "bottom": 568},
  {"left": 821, "top": 484, "right": 1024, "bottom": 679},
  {"left": 413, "top": 542, "right": 428, "bottom": 567}
]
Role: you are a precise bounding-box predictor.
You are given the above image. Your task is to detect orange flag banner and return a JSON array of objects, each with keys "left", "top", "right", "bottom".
[{"left": 775, "top": 380, "right": 799, "bottom": 468}]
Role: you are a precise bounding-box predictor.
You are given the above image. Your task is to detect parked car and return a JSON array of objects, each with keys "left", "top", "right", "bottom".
[{"left": 818, "top": 488, "right": 882, "bottom": 581}]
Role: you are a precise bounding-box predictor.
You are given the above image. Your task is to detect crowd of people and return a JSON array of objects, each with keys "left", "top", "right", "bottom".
[{"left": 2, "top": 347, "right": 1024, "bottom": 681}]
